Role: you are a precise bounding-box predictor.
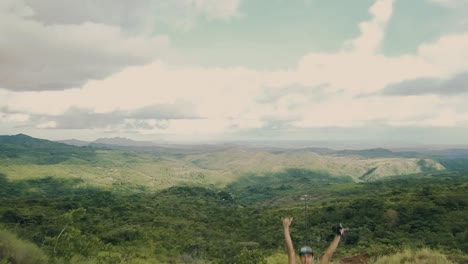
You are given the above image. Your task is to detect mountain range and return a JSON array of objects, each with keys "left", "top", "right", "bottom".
[{"left": 2, "top": 134, "right": 468, "bottom": 189}]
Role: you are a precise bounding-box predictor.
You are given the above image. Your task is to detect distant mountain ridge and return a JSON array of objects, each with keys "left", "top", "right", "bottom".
[
  {"left": 1, "top": 134, "right": 75, "bottom": 149},
  {"left": 92, "top": 137, "right": 156, "bottom": 147},
  {"left": 0, "top": 134, "right": 95, "bottom": 164},
  {"left": 58, "top": 137, "right": 158, "bottom": 147},
  {"left": 332, "top": 148, "right": 421, "bottom": 158},
  {"left": 55, "top": 135, "right": 468, "bottom": 157},
  {"left": 57, "top": 139, "right": 90, "bottom": 147},
  {"left": 1, "top": 134, "right": 466, "bottom": 186},
  {"left": 4, "top": 134, "right": 468, "bottom": 158}
]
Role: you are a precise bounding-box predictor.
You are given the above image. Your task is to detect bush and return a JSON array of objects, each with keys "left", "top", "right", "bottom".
[
  {"left": 265, "top": 252, "right": 288, "bottom": 264},
  {"left": 0, "top": 229, "right": 48, "bottom": 264},
  {"left": 231, "top": 248, "right": 266, "bottom": 264},
  {"left": 372, "top": 248, "right": 454, "bottom": 264}
]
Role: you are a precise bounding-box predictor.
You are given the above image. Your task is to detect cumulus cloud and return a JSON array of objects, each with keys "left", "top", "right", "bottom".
[
  {"left": 0, "top": 1, "right": 169, "bottom": 92},
  {"left": 417, "top": 32, "right": 468, "bottom": 76},
  {"left": 23, "top": 0, "right": 241, "bottom": 31},
  {"left": 347, "top": 0, "right": 394, "bottom": 54},
  {"left": 0, "top": 0, "right": 242, "bottom": 92},
  {"left": 297, "top": 16, "right": 468, "bottom": 97},
  {"left": 1, "top": 100, "right": 199, "bottom": 130},
  {"left": 259, "top": 115, "right": 301, "bottom": 130},
  {"left": 131, "top": 101, "right": 199, "bottom": 120},
  {"left": 33, "top": 107, "right": 127, "bottom": 129},
  {"left": 256, "top": 84, "right": 330, "bottom": 104},
  {"left": 3, "top": 23, "right": 468, "bottom": 136},
  {"left": 266, "top": 0, "right": 468, "bottom": 130},
  {"left": 381, "top": 71, "right": 468, "bottom": 96},
  {"left": 1, "top": 0, "right": 468, "bottom": 141}
]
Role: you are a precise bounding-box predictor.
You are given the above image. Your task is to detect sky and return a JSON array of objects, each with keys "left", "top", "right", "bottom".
[{"left": 1, "top": 0, "right": 468, "bottom": 144}]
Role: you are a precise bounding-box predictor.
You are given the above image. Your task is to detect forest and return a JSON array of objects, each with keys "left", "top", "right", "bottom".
[
  {"left": 1, "top": 169, "right": 467, "bottom": 263},
  {"left": 1, "top": 135, "right": 467, "bottom": 263}
]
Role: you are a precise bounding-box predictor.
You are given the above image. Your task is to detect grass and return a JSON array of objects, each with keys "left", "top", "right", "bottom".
[
  {"left": 266, "top": 248, "right": 460, "bottom": 264},
  {"left": 372, "top": 248, "right": 455, "bottom": 264}
]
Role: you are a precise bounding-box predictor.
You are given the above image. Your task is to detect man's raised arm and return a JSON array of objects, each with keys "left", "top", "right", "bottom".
[
  {"left": 320, "top": 227, "right": 347, "bottom": 264},
  {"left": 282, "top": 217, "right": 296, "bottom": 264}
]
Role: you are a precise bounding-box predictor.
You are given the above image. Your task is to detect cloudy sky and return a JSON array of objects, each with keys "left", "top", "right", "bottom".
[{"left": 1, "top": 0, "right": 468, "bottom": 144}]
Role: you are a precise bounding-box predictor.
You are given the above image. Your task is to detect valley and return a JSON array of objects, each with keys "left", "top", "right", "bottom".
[{"left": 0, "top": 134, "right": 467, "bottom": 263}]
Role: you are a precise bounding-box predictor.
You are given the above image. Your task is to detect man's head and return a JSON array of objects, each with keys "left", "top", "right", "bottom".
[{"left": 299, "top": 246, "right": 314, "bottom": 264}]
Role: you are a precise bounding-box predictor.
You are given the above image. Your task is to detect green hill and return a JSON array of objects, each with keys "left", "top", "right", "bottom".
[
  {"left": 0, "top": 135, "right": 447, "bottom": 190},
  {"left": 0, "top": 134, "right": 96, "bottom": 165},
  {"left": 0, "top": 168, "right": 466, "bottom": 263},
  {"left": 183, "top": 147, "right": 444, "bottom": 182},
  {"left": 0, "top": 134, "right": 467, "bottom": 263}
]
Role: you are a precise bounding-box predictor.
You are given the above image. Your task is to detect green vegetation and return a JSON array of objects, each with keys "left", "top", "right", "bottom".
[
  {"left": 0, "top": 229, "right": 48, "bottom": 264},
  {"left": 225, "top": 168, "right": 354, "bottom": 205},
  {"left": 0, "top": 169, "right": 466, "bottom": 263},
  {"left": 0, "top": 134, "right": 96, "bottom": 165},
  {"left": 0, "top": 135, "right": 467, "bottom": 263},
  {"left": 0, "top": 134, "right": 447, "bottom": 189},
  {"left": 372, "top": 248, "right": 458, "bottom": 264}
]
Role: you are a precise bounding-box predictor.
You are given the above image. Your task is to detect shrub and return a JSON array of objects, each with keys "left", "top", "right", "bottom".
[
  {"left": 0, "top": 229, "right": 48, "bottom": 264},
  {"left": 372, "top": 248, "right": 454, "bottom": 264}
]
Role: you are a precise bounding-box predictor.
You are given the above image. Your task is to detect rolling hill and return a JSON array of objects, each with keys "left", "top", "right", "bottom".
[
  {"left": 1, "top": 134, "right": 467, "bottom": 263},
  {"left": 0, "top": 134, "right": 448, "bottom": 190}
]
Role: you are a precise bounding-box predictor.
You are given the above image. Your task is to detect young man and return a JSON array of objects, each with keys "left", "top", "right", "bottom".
[{"left": 282, "top": 217, "right": 347, "bottom": 264}]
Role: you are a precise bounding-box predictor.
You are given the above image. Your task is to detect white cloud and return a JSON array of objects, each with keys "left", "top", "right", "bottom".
[
  {"left": 347, "top": 0, "right": 394, "bottom": 54},
  {"left": 0, "top": 112, "right": 30, "bottom": 123},
  {"left": 0, "top": 0, "right": 243, "bottom": 92},
  {"left": 417, "top": 32, "right": 468, "bottom": 76},
  {"left": 290, "top": 1, "right": 468, "bottom": 130},
  {"left": 1, "top": 0, "right": 468, "bottom": 141},
  {"left": 296, "top": 1, "right": 468, "bottom": 96},
  {"left": 0, "top": 5, "right": 169, "bottom": 91},
  {"left": 4, "top": 23, "right": 467, "bottom": 135},
  {"left": 36, "top": 121, "right": 57, "bottom": 129},
  {"left": 22, "top": 0, "right": 242, "bottom": 31}
]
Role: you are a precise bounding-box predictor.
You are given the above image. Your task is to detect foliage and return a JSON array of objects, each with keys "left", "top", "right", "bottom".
[
  {"left": 225, "top": 168, "right": 353, "bottom": 205},
  {"left": 0, "top": 229, "right": 48, "bottom": 264},
  {"left": 0, "top": 134, "right": 451, "bottom": 189},
  {"left": 42, "top": 208, "right": 106, "bottom": 261},
  {"left": 231, "top": 248, "right": 266, "bottom": 264},
  {"left": 0, "top": 160, "right": 467, "bottom": 262},
  {"left": 372, "top": 248, "right": 455, "bottom": 264}
]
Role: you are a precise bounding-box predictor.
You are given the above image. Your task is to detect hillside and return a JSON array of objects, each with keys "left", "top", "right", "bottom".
[
  {"left": 183, "top": 148, "right": 444, "bottom": 181},
  {"left": 0, "top": 134, "right": 96, "bottom": 165},
  {"left": 0, "top": 134, "right": 467, "bottom": 263},
  {"left": 1, "top": 168, "right": 466, "bottom": 263},
  {"left": 0, "top": 135, "right": 447, "bottom": 190}
]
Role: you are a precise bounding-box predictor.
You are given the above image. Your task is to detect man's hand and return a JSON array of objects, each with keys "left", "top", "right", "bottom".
[
  {"left": 282, "top": 217, "right": 293, "bottom": 230},
  {"left": 333, "top": 224, "right": 349, "bottom": 236},
  {"left": 340, "top": 227, "right": 349, "bottom": 236}
]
